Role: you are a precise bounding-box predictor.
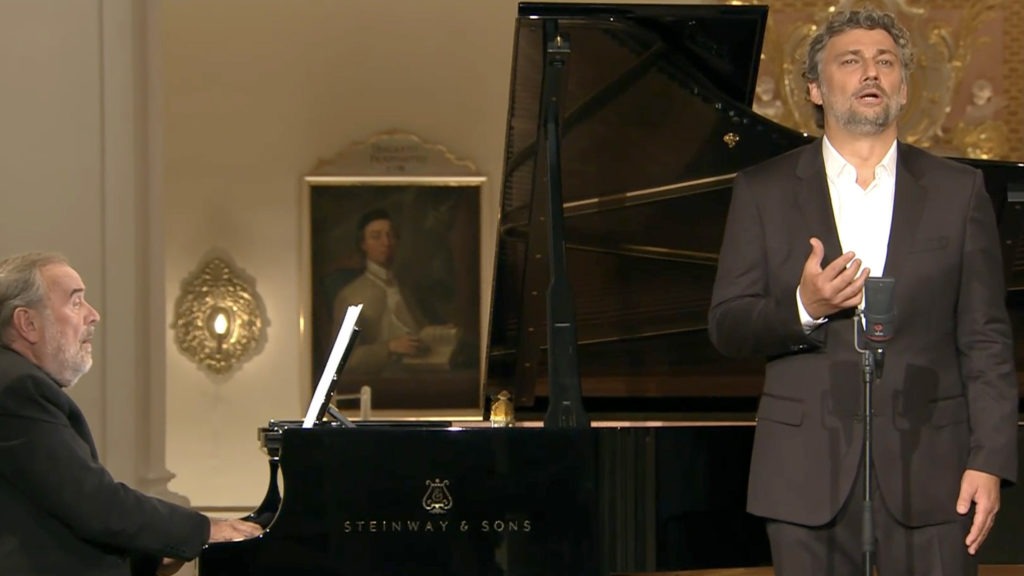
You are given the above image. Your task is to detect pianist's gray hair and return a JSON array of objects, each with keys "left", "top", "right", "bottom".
[
  {"left": 803, "top": 8, "right": 915, "bottom": 129},
  {"left": 0, "top": 252, "right": 68, "bottom": 344}
]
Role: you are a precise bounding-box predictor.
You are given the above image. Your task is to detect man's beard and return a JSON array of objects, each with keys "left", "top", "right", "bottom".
[
  {"left": 822, "top": 83, "right": 901, "bottom": 135},
  {"left": 42, "top": 319, "right": 93, "bottom": 388}
]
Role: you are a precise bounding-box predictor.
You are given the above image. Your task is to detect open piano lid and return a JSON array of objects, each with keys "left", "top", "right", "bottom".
[
  {"left": 488, "top": 2, "right": 1024, "bottom": 416},
  {"left": 488, "top": 2, "right": 814, "bottom": 414}
]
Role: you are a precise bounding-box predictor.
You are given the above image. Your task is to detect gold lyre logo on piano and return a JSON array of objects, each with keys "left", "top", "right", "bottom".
[{"left": 422, "top": 479, "right": 453, "bottom": 515}]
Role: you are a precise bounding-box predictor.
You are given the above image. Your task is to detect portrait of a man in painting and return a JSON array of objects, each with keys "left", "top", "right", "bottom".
[{"left": 309, "top": 183, "right": 480, "bottom": 416}]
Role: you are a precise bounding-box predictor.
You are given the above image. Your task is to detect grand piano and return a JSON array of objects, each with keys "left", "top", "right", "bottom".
[{"left": 198, "top": 3, "right": 1024, "bottom": 575}]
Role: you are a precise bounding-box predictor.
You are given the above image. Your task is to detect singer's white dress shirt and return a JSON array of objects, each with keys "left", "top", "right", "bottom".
[{"left": 797, "top": 137, "right": 898, "bottom": 329}]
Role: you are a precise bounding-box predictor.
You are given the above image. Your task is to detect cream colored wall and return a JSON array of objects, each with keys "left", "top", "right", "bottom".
[
  {"left": 0, "top": 0, "right": 170, "bottom": 493},
  {"left": 0, "top": 0, "right": 105, "bottom": 429},
  {"left": 161, "top": 0, "right": 519, "bottom": 507}
]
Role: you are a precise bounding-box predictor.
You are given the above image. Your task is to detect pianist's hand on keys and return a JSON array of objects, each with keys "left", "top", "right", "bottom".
[{"left": 209, "top": 517, "right": 264, "bottom": 542}]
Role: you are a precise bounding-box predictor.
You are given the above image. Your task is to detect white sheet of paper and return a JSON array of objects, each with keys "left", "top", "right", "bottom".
[{"left": 302, "top": 304, "right": 362, "bottom": 428}]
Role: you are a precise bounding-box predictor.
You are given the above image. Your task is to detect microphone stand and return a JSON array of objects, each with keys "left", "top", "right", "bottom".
[{"left": 854, "top": 312, "right": 884, "bottom": 576}]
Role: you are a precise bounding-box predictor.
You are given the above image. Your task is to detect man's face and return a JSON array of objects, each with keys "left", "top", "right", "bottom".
[
  {"left": 37, "top": 264, "right": 100, "bottom": 388},
  {"left": 361, "top": 218, "right": 397, "bottom": 268},
  {"left": 808, "top": 28, "right": 907, "bottom": 136}
]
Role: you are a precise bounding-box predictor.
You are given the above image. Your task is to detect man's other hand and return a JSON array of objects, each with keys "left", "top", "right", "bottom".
[
  {"left": 957, "top": 469, "right": 1001, "bottom": 555},
  {"left": 798, "top": 237, "right": 869, "bottom": 319},
  {"left": 208, "top": 518, "right": 263, "bottom": 543}
]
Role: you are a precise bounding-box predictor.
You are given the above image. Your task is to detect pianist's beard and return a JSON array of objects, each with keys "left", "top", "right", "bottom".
[
  {"left": 41, "top": 314, "right": 94, "bottom": 389},
  {"left": 821, "top": 81, "right": 901, "bottom": 135}
]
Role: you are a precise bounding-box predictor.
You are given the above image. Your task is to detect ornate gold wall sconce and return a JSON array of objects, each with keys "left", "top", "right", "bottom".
[{"left": 172, "top": 254, "right": 268, "bottom": 375}]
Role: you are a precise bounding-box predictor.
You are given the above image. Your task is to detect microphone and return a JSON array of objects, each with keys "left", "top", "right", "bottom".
[{"left": 863, "top": 277, "right": 896, "bottom": 346}]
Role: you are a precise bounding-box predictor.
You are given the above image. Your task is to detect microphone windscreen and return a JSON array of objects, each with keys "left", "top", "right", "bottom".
[{"left": 863, "top": 277, "right": 895, "bottom": 343}]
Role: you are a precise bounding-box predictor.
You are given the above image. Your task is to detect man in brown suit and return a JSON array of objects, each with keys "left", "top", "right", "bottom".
[
  {"left": 709, "top": 8, "right": 1017, "bottom": 575},
  {"left": 332, "top": 208, "right": 432, "bottom": 375}
]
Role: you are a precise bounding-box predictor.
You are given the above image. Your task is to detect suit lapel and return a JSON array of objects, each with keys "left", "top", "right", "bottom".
[
  {"left": 882, "top": 143, "right": 927, "bottom": 278},
  {"left": 796, "top": 141, "right": 843, "bottom": 264}
]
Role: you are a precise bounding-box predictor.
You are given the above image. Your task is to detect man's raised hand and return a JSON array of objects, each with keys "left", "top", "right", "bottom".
[{"left": 797, "top": 237, "right": 869, "bottom": 319}]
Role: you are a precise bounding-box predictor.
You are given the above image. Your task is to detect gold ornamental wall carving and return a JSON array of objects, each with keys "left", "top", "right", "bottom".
[
  {"left": 172, "top": 254, "right": 269, "bottom": 375},
  {"left": 728, "top": 0, "right": 1021, "bottom": 161}
]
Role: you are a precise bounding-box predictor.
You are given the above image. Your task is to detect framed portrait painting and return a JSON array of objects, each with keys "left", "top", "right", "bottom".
[{"left": 303, "top": 133, "right": 485, "bottom": 420}]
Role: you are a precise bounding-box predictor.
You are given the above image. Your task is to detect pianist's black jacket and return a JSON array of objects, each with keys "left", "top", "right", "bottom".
[{"left": 0, "top": 345, "right": 209, "bottom": 576}]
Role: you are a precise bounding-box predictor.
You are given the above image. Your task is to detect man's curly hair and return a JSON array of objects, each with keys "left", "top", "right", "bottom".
[{"left": 803, "top": 8, "right": 915, "bottom": 129}]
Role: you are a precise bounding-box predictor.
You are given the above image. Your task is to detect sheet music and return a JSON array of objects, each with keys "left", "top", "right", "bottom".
[{"left": 302, "top": 304, "right": 362, "bottom": 428}]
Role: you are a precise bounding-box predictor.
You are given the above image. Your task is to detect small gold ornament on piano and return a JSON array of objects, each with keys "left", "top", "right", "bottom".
[{"left": 490, "top": 390, "right": 516, "bottom": 427}]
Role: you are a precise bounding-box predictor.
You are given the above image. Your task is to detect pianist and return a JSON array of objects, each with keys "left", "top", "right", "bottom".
[
  {"left": 0, "top": 252, "right": 262, "bottom": 576},
  {"left": 709, "top": 8, "right": 1017, "bottom": 575}
]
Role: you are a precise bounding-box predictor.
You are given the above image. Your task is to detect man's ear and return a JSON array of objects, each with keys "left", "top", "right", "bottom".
[
  {"left": 808, "top": 82, "right": 824, "bottom": 106},
  {"left": 11, "top": 307, "right": 42, "bottom": 344}
]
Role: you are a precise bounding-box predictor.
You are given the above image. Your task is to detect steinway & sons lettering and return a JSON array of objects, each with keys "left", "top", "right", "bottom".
[{"left": 342, "top": 519, "right": 532, "bottom": 534}]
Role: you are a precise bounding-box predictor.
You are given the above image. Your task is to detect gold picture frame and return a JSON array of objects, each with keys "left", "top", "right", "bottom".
[{"left": 301, "top": 132, "right": 485, "bottom": 421}]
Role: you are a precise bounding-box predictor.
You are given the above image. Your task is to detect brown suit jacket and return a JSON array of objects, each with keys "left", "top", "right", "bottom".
[
  {"left": 708, "top": 140, "right": 1018, "bottom": 527},
  {"left": 331, "top": 271, "right": 429, "bottom": 375}
]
